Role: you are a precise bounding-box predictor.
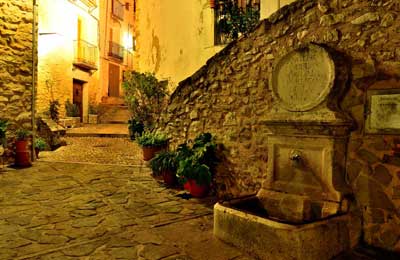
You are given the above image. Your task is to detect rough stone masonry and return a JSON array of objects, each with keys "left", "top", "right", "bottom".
[
  {"left": 0, "top": 0, "right": 36, "bottom": 158},
  {"left": 157, "top": 0, "right": 400, "bottom": 252}
]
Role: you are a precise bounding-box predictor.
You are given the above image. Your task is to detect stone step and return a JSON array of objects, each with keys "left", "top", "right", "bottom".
[
  {"left": 65, "top": 124, "right": 129, "bottom": 138},
  {"left": 100, "top": 96, "right": 125, "bottom": 105},
  {"left": 98, "top": 104, "right": 131, "bottom": 124}
]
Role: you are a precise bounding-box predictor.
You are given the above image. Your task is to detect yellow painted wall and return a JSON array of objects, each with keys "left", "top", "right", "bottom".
[
  {"left": 98, "top": 0, "right": 135, "bottom": 102},
  {"left": 37, "top": 0, "right": 100, "bottom": 121},
  {"left": 134, "top": 0, "right": 224, "bottom": 90},
  {"left": 261, "top": 0, "right": 296, "bottom": 19}
]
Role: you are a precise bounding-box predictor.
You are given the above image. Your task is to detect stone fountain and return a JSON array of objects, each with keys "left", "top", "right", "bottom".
[{"left": 214, "top": 44, "right": 361, "bottom": 260}]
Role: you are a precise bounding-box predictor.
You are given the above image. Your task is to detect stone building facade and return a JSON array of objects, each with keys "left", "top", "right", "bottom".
[
  {"left": 98, "top": 0, "right": 135, "bottom": 103},
  {"left": 133, "top": 0, "right": 296, "bottom": 91},
  {"left": 133, "top": 0, "right": 224, "bottom": 89},
  {"left": 37, "top": 0, "right": 100, "bottom": 122},
  {"left": 158, "top": 0, "right": 400, "bottom": 252},
  {"left": 0, "top": 0, "right": 36, "bottom": 148}
]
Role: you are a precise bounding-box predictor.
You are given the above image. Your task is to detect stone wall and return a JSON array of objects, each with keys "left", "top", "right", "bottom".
[
  {"left": 37, "top": 0, "right": 100, "bottom": 121},
  {"left": 0, "top": 0, "right": 36, "bottom": 154},
  {"left": 158, "top": 0, "right": 400, "bottom": 252}
]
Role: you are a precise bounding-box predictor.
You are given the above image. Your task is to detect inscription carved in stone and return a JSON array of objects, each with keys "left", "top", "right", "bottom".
[{"left": 270, "top": 44, "right": 335, "bottom": 112}]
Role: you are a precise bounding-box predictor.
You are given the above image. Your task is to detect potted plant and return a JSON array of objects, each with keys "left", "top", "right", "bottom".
[
  {"left": 34, "top": 137, "right": 47, "bottom": 159},
  {"left": 88, "top": 104, "right": 98, "bottom": 124},
  {"left": 65, "top": 99, "right": 81, "bottom": 127},
  {"left": 150, "top": 150, "right": 178, "bottom": 186},
  {"left": 0, "top": 119, "right": 8, "bottom": 157},
  {"left": 128, "top": 118, "right": 144, "bottom": 140},
  {"left": 15, "top": 128, "right": 32, "bottom": 167},
  {"left": 122, "top": 71, "right": 168, "bottom": 128},
  {"left": 177, "top": 157, "right": 212, "bottom": 197},
  {"left": 176, "top": 133, "right": 217, "bottom": 198},
  {"left": 137, "top": 131, "right": 168, "bottom": 161}
]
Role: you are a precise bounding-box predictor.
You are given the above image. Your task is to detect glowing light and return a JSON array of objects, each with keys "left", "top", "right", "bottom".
[
  {"left": 38, "top": 33, "right": 64, "bottom": 57},
  {"left": 123, "top": 31, "right": 133, "bottom": 51}
]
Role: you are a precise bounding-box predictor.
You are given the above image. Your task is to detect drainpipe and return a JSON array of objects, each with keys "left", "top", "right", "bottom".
[{"left": 31, "top": 0, "right": 37, "bottom": 161}]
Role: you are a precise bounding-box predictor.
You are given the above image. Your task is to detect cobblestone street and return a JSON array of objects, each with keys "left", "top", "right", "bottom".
[
  {"left": 0, "top": 137, "right": 253, "bottom": 260},
  {"left": 39, "top": 137, "right": 143, "bottom": 166}
]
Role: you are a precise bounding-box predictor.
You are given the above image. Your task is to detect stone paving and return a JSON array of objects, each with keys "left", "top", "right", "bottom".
[
  {"left": 39, "top": 137, "right": 143, "bottom": 166},
  {"left": 0, "top": 137, "right": 391, "bottom": 260},
  {"left": 0, "top": 161, "right": 253, "bottom": 260}
]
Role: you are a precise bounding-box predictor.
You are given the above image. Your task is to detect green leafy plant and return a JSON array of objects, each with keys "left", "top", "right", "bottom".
[
  {"left": 49, "top": 100, "right": 60, "bottom": 122},
  {"left": 0, "top": 119, "right": 8, "bottom": 145},
  {"left": 122, "top": 71, "right": 168, "bottom": 127},
  {"left": 65, "top": 99, "right": 80, "bottom": 117},
  {"left": 177, "top": 157, "right": 212, "bottom": 186},
  {"left": 150, "top": 150, "right": 178, "bottom": 176},
  {"left": 16, "top": 129, "right": 32, "bottom": 141},
  {"left": 34, "top": 137, "right": 48, "bottom": 151},
  {"left": 137, "top": 131, "right": 168, "bottom": 147},
  {"left": 89, "top": 104, "right": 98, "bottom": 115},
  {"left": 175, "top": 133, "right": 217, "bottom": 186},
  {"left": 128, "top": 118, "right": 145, "bottom": 140},
  {"left": 216, "top": 0, "right": 260, "bottom": 43}
]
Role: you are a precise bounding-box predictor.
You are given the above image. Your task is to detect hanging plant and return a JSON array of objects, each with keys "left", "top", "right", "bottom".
[{"left": 216, "top": 0, "right": 260, "bottom": 43}]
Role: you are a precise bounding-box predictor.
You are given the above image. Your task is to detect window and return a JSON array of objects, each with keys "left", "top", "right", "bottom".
[
  {"left": 112, "top": 0, "right": 124, "bottom": 20},
  {"left": 214, "top": 0, "right": 260, "bottom": 45}
]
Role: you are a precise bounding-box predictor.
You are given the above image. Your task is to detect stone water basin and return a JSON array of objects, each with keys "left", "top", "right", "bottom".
[{"left": 214, "top": 197, "right": 361, "bottom": 260}]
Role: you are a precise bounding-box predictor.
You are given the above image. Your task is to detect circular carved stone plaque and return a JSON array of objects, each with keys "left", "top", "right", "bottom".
[{"left": 270, "top": 44, "right": 335, "bottom": 112}]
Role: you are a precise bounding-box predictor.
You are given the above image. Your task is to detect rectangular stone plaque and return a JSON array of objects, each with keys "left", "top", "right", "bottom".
[{"left": 366, "top": 89, "right": 400, "bottom": 134}]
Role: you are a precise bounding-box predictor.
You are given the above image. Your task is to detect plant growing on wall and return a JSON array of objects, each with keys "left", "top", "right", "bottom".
[
  {"left": 49, "top": 100, "right": 60, "bottom": 122},
  {"left": 45, "top": 78, "right": 61, "bottom": 122},
  {"left": 0, "top": 119, "right": 8, "bottom": 146},
  {"left": 122, "top": 71, "right": 168, "bottom": 128},
  {"left": 216, "top": 0, "right": 260, "bottom": 43}
]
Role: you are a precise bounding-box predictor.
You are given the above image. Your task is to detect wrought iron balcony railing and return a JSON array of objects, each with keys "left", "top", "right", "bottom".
[
  {"left": 112, "top": 0, "right": 124, "bottom": 20},
  {"left": 73, "top": 40, "right": 98, "bottom": 70},
  {"left": 108, "top": 41, "right": 124, "bottom": 61}
]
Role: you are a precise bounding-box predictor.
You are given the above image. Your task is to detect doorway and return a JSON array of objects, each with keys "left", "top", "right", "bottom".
[
  {"left": 108, "top": 63, "right": 120, "bottom": 97},
  {"left": 73, "top": 80, "right": 84, "bottom": 122}
]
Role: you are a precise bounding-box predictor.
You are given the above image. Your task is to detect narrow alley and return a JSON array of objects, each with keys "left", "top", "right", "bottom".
[{"left": 0, "top": 136, "right": 253, "bottom": 260}]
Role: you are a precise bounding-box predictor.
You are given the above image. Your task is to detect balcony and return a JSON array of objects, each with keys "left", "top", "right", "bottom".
[
  {"left": 108, "top": 41, "right": 124, "bottom": 61},
  {"left": 80, "top": 0, "right": 97, "bottom": 8},
  {"left": 112, "top": 0, "right": 124, "bottom": 20},
  {"left": 68, "top": 0, "right": 97, "bottom": 8},
  {"left": 73, "top": 40, "right": 98, "bottom": 70}
]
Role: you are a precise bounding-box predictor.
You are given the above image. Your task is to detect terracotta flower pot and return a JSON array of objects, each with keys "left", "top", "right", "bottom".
[
  {"left": 183, "top": 181, "right": 191, "bottom": 191},
  {"left": 188, "top": 179, "right": 209, "bottom": 198},
  {"left": 15, "top": 140, "right": 31, "bottom": 167},
  {"left": 210, "top": 0, "right": 216, "bottom": 8},
  {"left": 162, "top": 170, "right": 177, "bottom": 186},
  {"left": 142, "top": 146, "right": 166, "bottom": 161}
]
